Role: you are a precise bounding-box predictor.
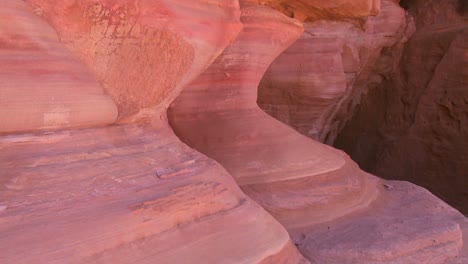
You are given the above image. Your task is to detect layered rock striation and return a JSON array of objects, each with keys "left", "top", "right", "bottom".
[
  {"left": 169, "top": 0, "right": 467, "bottom": 263},
  {"left": 0, "top": 1, "right": 307, "bottom": 263},
  {"left": 258, "top": 0, "right": 413, "bottom": 142}
]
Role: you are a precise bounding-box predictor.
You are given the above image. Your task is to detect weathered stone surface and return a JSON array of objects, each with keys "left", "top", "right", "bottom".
[
  {"left": 26, "top": 0, "right": 243, "bottom": 118},
  {"left": 0, "top": 0, "right": 118, "bottom": 133}
]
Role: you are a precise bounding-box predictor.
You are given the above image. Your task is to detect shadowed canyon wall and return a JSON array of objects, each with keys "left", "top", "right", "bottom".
[
  {"left": 1, "top": 0, "right": 467, "bottom": 263},
  {"left": 257, "top": 0, "right": 468, "bottom": 215},
  {"left": 334, "top": 0, "right": 468, "bottom": 214},
  {"left": 258, "top": 0, "right": 413, "bottom": 143}
]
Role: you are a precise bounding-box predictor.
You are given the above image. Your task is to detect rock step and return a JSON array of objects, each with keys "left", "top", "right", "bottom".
[
  {"left": 0, "top": 122, "right": 306, "bottom": 263},
  {"left": 295, "top": 180, "right": 464, "bottom": 264}
]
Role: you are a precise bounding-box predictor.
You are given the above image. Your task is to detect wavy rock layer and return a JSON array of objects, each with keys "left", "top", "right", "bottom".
[
  {"left": 0, "top": 1, "right": 307, "bottom": 263},
  {"left": 0, "top": 0, "right": 117, "bottom": 133},
  {"left": 168, "top": 1, "right": 466, "bottom": 263}
]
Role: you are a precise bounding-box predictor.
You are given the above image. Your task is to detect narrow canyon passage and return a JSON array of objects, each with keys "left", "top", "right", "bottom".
[
  {"left": 0, "top": 0, "right": 467, "bottom": 263},
  {"left": 334, "top": 0, "right": 468, "bottom": 215},
  {"left": 257, "top": 0, "right": 468, "bottom": 218}
]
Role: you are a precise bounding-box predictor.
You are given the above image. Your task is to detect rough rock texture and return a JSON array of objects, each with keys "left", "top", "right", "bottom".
[
  {"left": 335, "top": 0, "right": 468, "bottom": 214},
  {"left": 26, "top": 0, "right": 243, "bottom": 118},
  {"left": 258, "top": 0, "right": 413, "bottom": 142},
  {"left": 168, "top": 1, "right": 466, "bottom": 263},
  {"left": 0, "top": 0, "right": 308, "bottom": 263},
  {"left": 0, "top": 0, "right": 117, "bottom": 133}
]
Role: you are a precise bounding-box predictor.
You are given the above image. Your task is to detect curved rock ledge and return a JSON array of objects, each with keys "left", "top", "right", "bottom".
[{"left": 168, "top": 1, "right": 466, "bottom": 263}]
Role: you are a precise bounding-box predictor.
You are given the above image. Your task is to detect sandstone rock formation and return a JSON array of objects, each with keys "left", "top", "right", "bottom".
[
  {"left": 0, "top": 0, "right": 467, "bottom": 263},
  {"left": 169, "top": 1, "right": 467, "bottom": 263},
  {"left": 0, "top": 1, "right": 307, "bottom": 263}
]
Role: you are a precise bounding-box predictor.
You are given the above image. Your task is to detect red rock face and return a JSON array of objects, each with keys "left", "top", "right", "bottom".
[
  {"left": 335, "top": 0, "right": 468, "bottom": 214},
  {"left": 0, "top": 0, "right": 117, "bottom": 133}
]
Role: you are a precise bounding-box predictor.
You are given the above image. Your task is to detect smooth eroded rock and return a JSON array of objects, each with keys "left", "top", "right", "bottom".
[{"left": 0, "top": 0, "right": 118, "bottom": 133}]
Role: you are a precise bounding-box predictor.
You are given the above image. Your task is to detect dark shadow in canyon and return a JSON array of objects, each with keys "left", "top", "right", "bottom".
[{"left": 334, "top": 0, "right": 467, "bottom": 215}]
